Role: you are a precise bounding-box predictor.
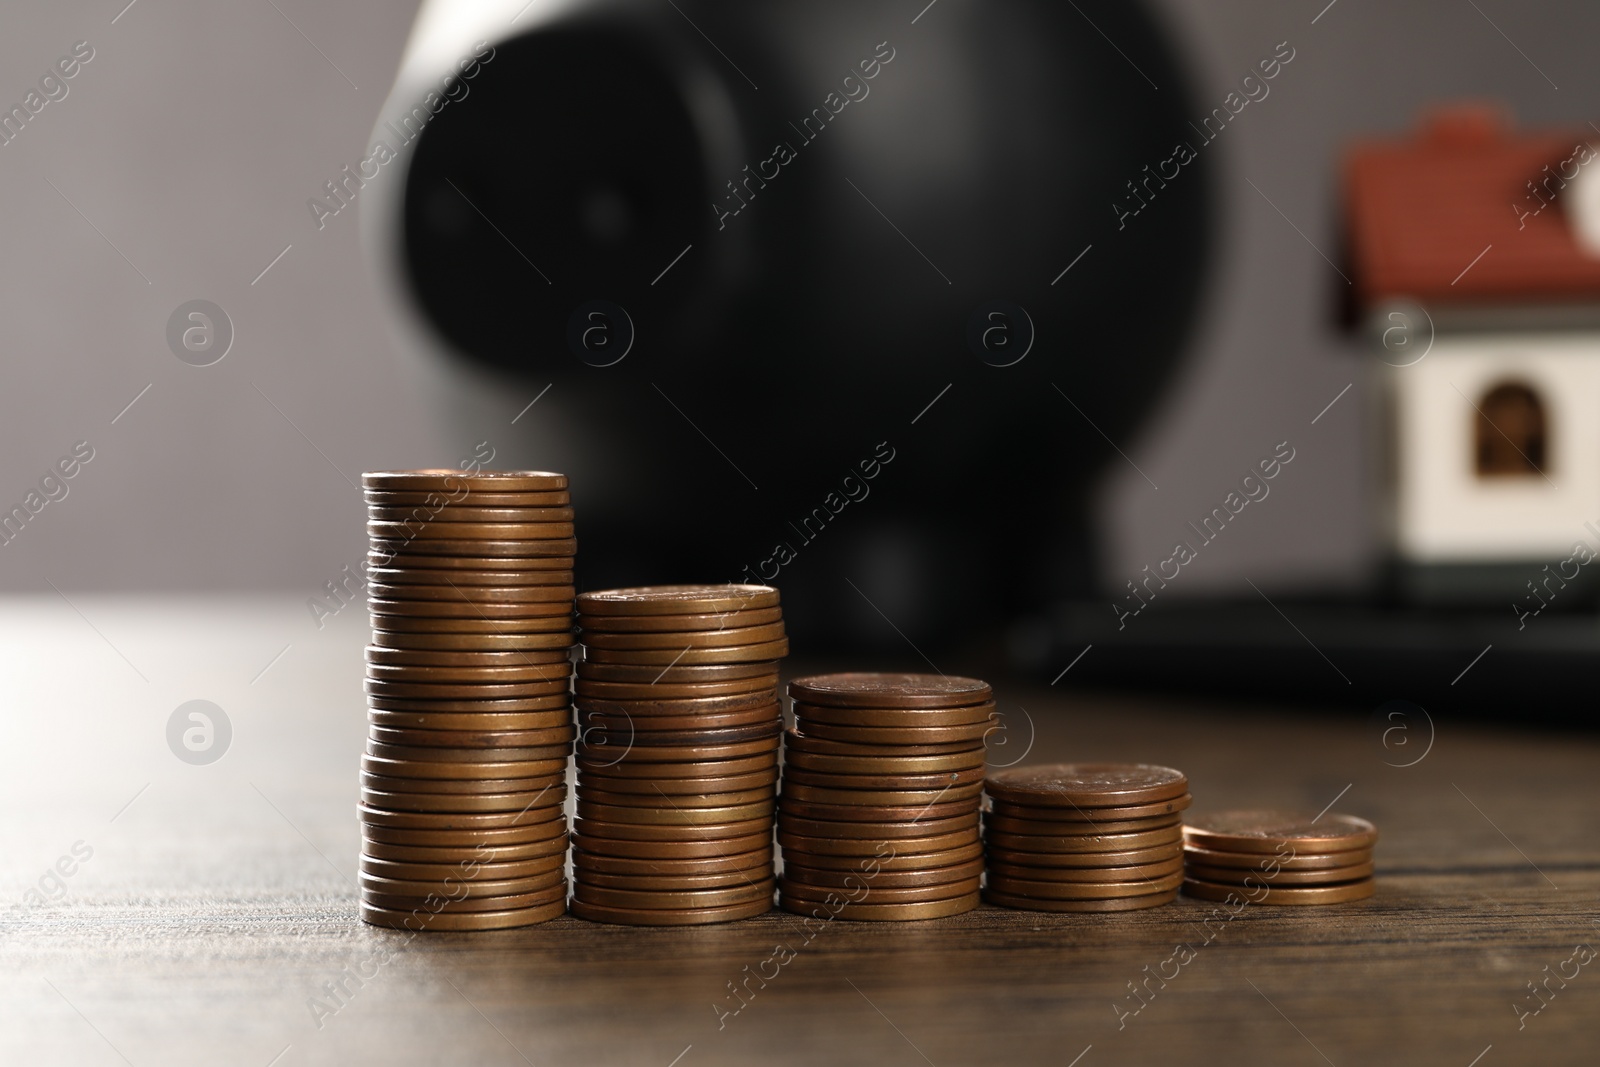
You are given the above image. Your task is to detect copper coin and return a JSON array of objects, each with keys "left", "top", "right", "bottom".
[
  {"left": 574, "top": 690, "right": 777, "bottom": 716},
  {"left": 1182, "top": 876, "right": 1376, "bottom": 905},
  {"left": 368, "top": 646, "right": 571, "bottom": 667},
  {"left": 983, "top": 813, "right": 1182, "bottom": 837},
  {"left": 577, "top": 607, "right": 783, "bottom": 633},
  {"left": 983, "top": 825, "right": 1184, "bottom": 853},
  {"left": 571, "top": 830, "right": 770, "bottom": 859},
  {"left": 368, "top": 566, "right": 575, "bottom": 587},
  {"left": 370, "top": 538, "right": 578, "bottom": 559},
  {"left": 575, "top": 660, "right": 776, "bottom": 682},
  {"left": 782, "top": 857, "right": 985, "bottom": 889},
  {"left": 360, "top": 755, "right": 568, "bottom": 781},
  {"left": 779, "top": 767, "right": 986, "bottom": 792},
  {"left": 361, "top": 772, "right": 564, "bottom": 796},
  {"left": 360, "top": 900, "right": 567, "bottom": 930},
  {"left": 985, "top": 763, "right": 1189, "bottom": 808},
  {"left": 370, "top": 551, "right": 573, "bottom": 572},
  {"left": 1182, "top": 812, "right": 1379, "bottom": 854},
  {"left": 368, "top": 521, "right": 576, "bottom": 542},
  {"left": 602, "top": 720, "right": 781, "bottom": 746},
  {"left": 988, "top": 793, "right": 1192, "bottom": 822},
  {"left": 368, "top": 710, "right": 573, "bottom": 732},
  {"left": 577, "top": 585, "right": 780, "bottom": 616},
  {"left": 777, "top": 829, "right": 978, "bottom": 857},
  {"left": 362, "top": 837, "right": 567, "bottom": 863},
  {"left": 574, "top": 677, "right": 777, "bottom": 701},
  {"left": 777, "top": 813, "right": 978, "bottom": 839},
  {"left": 777, "top": 798, "right": 976, "bottom": 823},
  {"left": 985, "top": 870, "right": 1185, "bottom": 900},
  {"left": 579, "top": 738, "right": 779, "bottom": 762},
  {"left": 371, "top": 614, "right": 575, "bottom": 635},
  {"left": 568, "top": 896, "right": 772, "bottom": 926},
  {"left": 788, "top": 673, "right": 991, "bottom": 709},
  {"left": 360, "top": 788, "right": 567, "bottom": 814},
  {"left": 576, "top": 867, "right": 774, "bottom": 891},
  {"left": 793, "top": 702, "right": 997, "bottom": 728},
  {"left": 363, "top": 488, "right": 570, "bottom": 507},
  {"left": 784, "top": 746, "right": 987, "bottom": 775},
  {"left": 579, "top": 786, "right": 774, "bottom": 810},
  {"left": 577, "top": 707, "right": 780, "bottom": 732},
  {"left": 779, "top": 876, "right": 980, "bottom": 905},
  {"left": 371, "top": 629, "right": 575, "bottom": 650},
  {"left": 788, "top": 842, "right": 983, "bottom": 872},
  {"left": 795, "top": 719, "right": 997, "bottom": 744},
  {"left": 984, "top": 844, "right": 1180, "bottom": 869},
  {"left": 985, "top": 857, "right": 1183, "bottom": 883},
  {"left": 368, "top": 506, "right": 575, "bottom": 523},
  {"left": 359, "top": 803, "right": 564, "bottom": 830},
  {"left": 365, "top": 583, "right": 576, "bottom": 605},
  {"left": 1182, "top": 845, "right": 1374, "bottom": 871},
  {"left": 571, "top": 848, "right": 772, "bottom": 875},
  {"left": 785, "top": 732, "right": 988, "bottom": 757},
  {"left": 1187, "top": 861, "right": 1375, "bottom": 886},
  {"left": 572, "top": 879, "right": 774, "bottom": 910},
  {"left": 779, "top": 891, "right": 979, "bottom": 921},
  {"left": 363, "top": 470, "right": 568, "bottom": 492},
  {"left": 365, "top": 741, "right": 570, "bottom": 764},
  {"left": 576, "top": 769, "right": 777, "bottom": 795},
  {"left": 368, "top": 725, "right": 575, "bottom": 748},
  {"left": 581, "top": 622, "right": 786, "bottom": 650},
  {"left": 362, "top": 823, "right": 566, "bottom": 848},
  {"left": 367, "top": 694, "right": 571, "bottom": 713},
  {"left": 360, "top": 854, "right": 565, "bottom": 881},
  {"left": 983, "top": 887, "right": 1177, "bottom": 912},
  {"left": 581, "top": 640, "right": 789, "bottom": 666},
  {"left": 369, "top": 598, "right": 573, "bottom": 619},
  {"left": 573, "top": 816, "right": 771, "bottom": 842},
  {"left": 576, "top": 753, "right": 777, "bottom": 779},
  {"left": 576, "top": 800, "right": 774, "bottom": 825},
  {"left": 367, "top": 663, "right": 571, "bottom": 685},
  {"left": 779, "top": 781, "right": 983, "bottom": 805},
  {"left": 359, "top": 870, "right": 565, "bottom": 899},
  {"left": 361, "top": 883, "right": 567, "bottom": 913},
  {"left": 365, "top": 680, "right": 570, "bottom": 701}
]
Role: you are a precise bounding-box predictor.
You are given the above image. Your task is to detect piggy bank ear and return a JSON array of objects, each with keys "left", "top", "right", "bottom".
[{"left": 1571, "top": 150, "right": 1600, "bottom": 258}]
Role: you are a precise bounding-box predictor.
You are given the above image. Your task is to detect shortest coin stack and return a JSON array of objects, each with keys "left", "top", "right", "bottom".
[
  {"left": 1182, "top": 811, "right": 1378, "bottom": 905},
  {"left": 981, "top": 763, "right": 1189, "bottom": 912}
]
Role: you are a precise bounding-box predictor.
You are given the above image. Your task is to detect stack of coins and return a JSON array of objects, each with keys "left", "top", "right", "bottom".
[
  {"left": 570, "top": 584, "right": 785, "bottom": 925},
  {"left": 1182, "top": 811, "right": 1377, "bottom": 905},
  {"left": 778, "top": 673, "right": 991, "bottom": 921},
  {"left": 981, "top": 763, "right": 1189, "bottom": 912},
  {"left": 357, "top": 469, "right": 578, "bottom": 931}
]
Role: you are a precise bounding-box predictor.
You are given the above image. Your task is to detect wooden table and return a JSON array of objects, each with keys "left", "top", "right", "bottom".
[{"left": 2, "top": 598, "right": 1595, "bottom": 1065}]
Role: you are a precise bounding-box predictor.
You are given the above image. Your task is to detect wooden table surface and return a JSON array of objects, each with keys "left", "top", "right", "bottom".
[{"left": 2, "top": 597, "right": 1596, "bottom": 1066}]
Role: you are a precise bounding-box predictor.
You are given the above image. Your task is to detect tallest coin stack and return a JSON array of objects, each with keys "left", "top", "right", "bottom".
[{"left": 357, "top": 470, "right": 578, "bottom": 931}]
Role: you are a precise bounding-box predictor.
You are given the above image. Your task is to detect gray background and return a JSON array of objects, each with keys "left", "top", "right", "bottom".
[{"left": 1, "top": 0, "right": 1596, "bottom": 601}]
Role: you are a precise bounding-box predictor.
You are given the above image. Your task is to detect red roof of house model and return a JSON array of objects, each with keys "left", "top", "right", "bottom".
[{"left": 1344, "top": 105, "right": 1600, "bottom": 309}]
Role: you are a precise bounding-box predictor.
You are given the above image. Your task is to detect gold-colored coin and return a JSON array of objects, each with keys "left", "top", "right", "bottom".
[
  {"left": 1181, "top": 876, "right": 1376, "bottom": 905},
  {"left": 778, "top": 890, "right": 979, "bottom": 921},
  {"left": 577, "top": 584, "right": 779, "bottom": 616},
  {"left": 568, "top": 896, "right": 771, "bottom": 926},
  {"left": 982, "top": 887, "right": 1177, "bottom": 912},
  {"left": 359, "top": 899, "right": 567, "bottom": 930}
]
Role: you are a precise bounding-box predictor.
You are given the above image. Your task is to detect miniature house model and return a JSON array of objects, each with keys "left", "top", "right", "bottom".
[{"left": 1344, "top": 106, "right": 1600, "bottom": 603}]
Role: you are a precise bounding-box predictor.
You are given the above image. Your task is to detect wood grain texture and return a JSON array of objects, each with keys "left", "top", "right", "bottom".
[{"left": 0, "top": 598, "right": 1596, "bottom": 1065}]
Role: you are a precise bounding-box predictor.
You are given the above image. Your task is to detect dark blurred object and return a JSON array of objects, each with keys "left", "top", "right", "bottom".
[{"left": 379, "top": 0, "right": 1209, "bottom": 651}]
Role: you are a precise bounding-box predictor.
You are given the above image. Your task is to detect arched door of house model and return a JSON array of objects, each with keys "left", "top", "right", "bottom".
[{"left": 1475, "top": 381, "right": 1547, "bottom": 477}]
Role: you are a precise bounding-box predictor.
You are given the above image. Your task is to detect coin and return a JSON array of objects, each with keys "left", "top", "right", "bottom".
[
  {"left": 795, "top": 719, "right": 997, "bottom": 745},
  {"left": 362, "top": 823, "right": 566, "bottom": 848},
  {"left": 360, "top": 756, "right": 569, "bottom": 782},
  {"left": 580, "top": 622, "right": 786, "bottom": 650},
  {"left": 365, "top": 741, "right": 571, "bottom": 763},
  {"left": 779, "top": 767, "right": 986, "bottom": 792},
  {"left": 779, "top": 781, "right": 983, "bottom": 805},
  {"left": 371, "top": 629, "right": 575, "bottom": 649},
  {"left": 369, "top": 599, "right": 573, "bottom": 619},
  {"left": 360, "top": 788, "right": 567, "bottom": 814},
  {"left": 779, "top": 890, "right": 979, "bottom": 921},
  {"left": 576, "top": 607, "right": 784, "bottom": 633},
  {"left": 785, "top": 732, "right": 988, "bottom": 757},
  {"left": 363, "top": 489, "right": 570, "bottom": 507},
  {"left": 360, "top": 900, "right": 567, "bottom": 930},
  {"left": 362, "top": 836, "right": 567, "bottom": 864},
  {"left": 578, "top": 787, "right": 774, "bottom": 810},
  {"left": 983, "top": 825, "right": 1184, "bottom": 853},
  {"left": 578, "top": 867, "right": 774, "bottom": 891},
  {"left": 788, "top": 673, "right": 992, "bottom": 709},
  {"left": 579, "top": 738, "right": 779, "bottom": 762},
  {"left": 571, "top": 831, "right": 770, "bottom": 859},
  {"left": 985, "top": 763, "right": 1189, "bottom": 808},
  {"left": 1187, "top": 861, "right": 1375, "bottom": 885},
  {"left": 361, "top": 883, "right": 567, "bottom": 913},
  {"left": 370, "top": 538, "right": 578, "bottom": 559},
  {"left": 574, "top": 677, "right": 777, "bottom": 700},
  {"left": 571, "top": 879, "right": 774, "bottom": 910},
  {"left": 777, "top": 813, "right": 978, "bottom": 839},
  {"left": 366, "top": 583, "right": 577, "bottom": 604},
  {"left": 361, "top": 772, "right": 564, "bottom": 796},
  {"left": 777, "top": 798, "right": 976, "bottom": 823},
  {"left": 791, "top": 842, "right": 983, "bottom": 872},
  {"left": 368, "top": 521, "right": 577, "bottom": 541},
  {"left": 568, "top": 896, "right": 772, "bottom": 925},
  {"left": 987, "top": 794, "right": 1193, "bottom": 822},
  {"left": 370, "top": 551, "right": 573, "bottom": 572},
  {"left": 984, "top": 845, "right": 1179, "bottom": 869},
  {"left": 368, "top": 711, "right": 573, "bottom": 733},
  {"left": 1182, "top": 876, "right": 1376, "bottom": 905},
  {"left": 368, "top": 504, "right": 575, "bottom": 523},
  {"left": 577, "top": 584, "right": 780, "bottom": 616},
  {"left": 359, "top": 870, "right": 566, "bottom": 899},
  {"left": 576, "top": 800, "right": 775, "bottom": 825},
  {"left": 576, "top": 753, "right": 777, "bottom": 779},
  {"left": 574, "top": 690, "right": 778, "bottom": 716},
  {"left": 1182, "top": 812, "right": 1379, "bottom": 854},
  {"left": 573, "top": 817, "right": 772, "bottom": 842},
  {"left": 793, "top": 703, "right": 997, "bottom": 728},
  {"left": 359, "top": 803, "right": 564, "bottom": 830},
  {"left": 985, "top": 870, "right": 1185, "bottom": 900},
  {"left": 1181, "top": 846, "right": 1373, "bottom": 871},
  {"left": 782, "top": 857, "right": 984, "bottom": 889},
  {"left": 366, "top": 663, "right": 572, "bottom": 685},
  {"left": 985, "top": 858, "right": 1183, "bottom": 883},
  {"left": 577, "top": 707, "right": 779, "bottom": 732},
  {"left": 359, "top": 854, "right": 566, "bottom": 881},
  {"left": 575, "top": 660, "right": 776, "bottom": 682},
  {"left": 371, "top": 615, "right": 575, "bottom": 634},
  {"left": 784, "top": 746, "right": 987, "bottom": 775},
  {"left": 364, "top": 470, "right": 569, "bottom": 492},
  {"left": 983, "top": 813, "right": 1182, "bottom": 836},
  {"left": 571, "top": 849, "right": 772, "bottom": 875},
  {"left": 779, "top": 877, "right": 980, "bottom": 905},
  {"left": 368, "top": 567, "right": 575, "bottom": 587},
  {"left": 576, "top": 769, "right": 777, "bottom": 795},
  {"left": 580, "top": 639, "right": 789, "bottom": 665},
  {"left": 367, "top": 646, "right": 572, "bottom": 667},
  {"left": 365, "top": 680, "right": 570, "bottom": 700},
  {"left": 367, "top": 694, "right": 571, "bottom": 713},
  {"left": 982, "top": 887, "right": 1177, "bottom": 912},
  {"left": 776, "top": 829, "right": 978, "bottom": 856}
]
